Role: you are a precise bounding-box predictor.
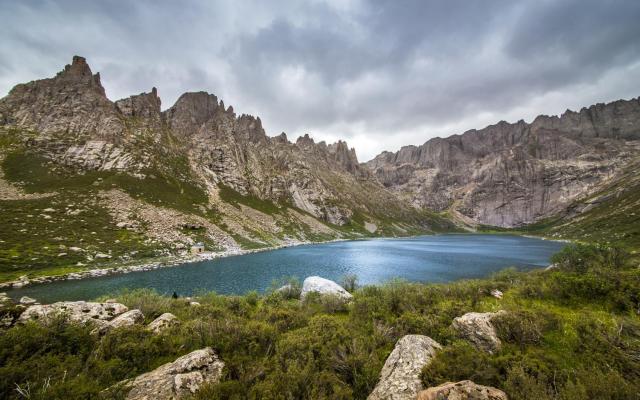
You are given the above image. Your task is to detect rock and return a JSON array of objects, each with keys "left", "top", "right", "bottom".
[
  {"left": 490, "top": 289, "right": 503, "bottom": 299},
  {"left": 416, "top": 380, "right": 508, "bottom": 400},
  {"left": 300, "top": 276, "right": 353, "bottom": 301},
  {"left": 147, "top": 313, "right": 180, "bottom": 334},
  {"left": 95, "top": 252, "right": 111, "bottom": 259},
  {"left": 109, "top": 309, "right": 144, "bottom": 329},
  {"left": 19, "top": 296, "right": 37, "bottom": 305},
  {"left": 367, "top": 335, "right": 442, "bottom": 400},
  {"left": 114, "top": 348, "right": 224, "bottom": 399},
  {"left": 189, "top": 301, "right": 201, "bottom": 307},
  {"left": 19, "top": 301, "right": 128, "bottom": 326},
  {"left": 365, "top": 97, "right": 640, "bottom": 228},
  {"left": 451, "top": 311, "right": 506, "bottom": 354}
]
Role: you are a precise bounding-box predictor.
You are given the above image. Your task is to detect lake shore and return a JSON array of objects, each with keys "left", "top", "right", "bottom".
[
  {"left": 1, "top": 232, "right": 568, "bottom": 294},
  {"left": 0, "top": 236, "right": 354, "bottom": 291}
]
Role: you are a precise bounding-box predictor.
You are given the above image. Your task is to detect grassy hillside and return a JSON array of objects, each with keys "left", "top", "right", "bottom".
[{"left": 0, "top": 244, "right": 638, "bottom": 399}]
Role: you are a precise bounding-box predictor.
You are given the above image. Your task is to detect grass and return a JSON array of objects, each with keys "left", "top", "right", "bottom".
[{"left": 0, "top": 244, "right": 638, "bottom": 399}]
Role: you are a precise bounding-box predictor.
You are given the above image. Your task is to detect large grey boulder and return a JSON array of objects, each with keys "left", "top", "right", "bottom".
[
  {"left": 94, "top": 309, "right": 144, "bottom": 335},
  {"left": 417, "top": 380, "right": 508, "bottom": 400},
  {"left": 451, "top": 311, "right": 506, "bottom": 354},
  {"left": 115, "top": 347, "right": 224, "bottom": 399},
  {"left": 367, "top": 335, "right": 442, "bottom": 400},
  {"left": 18, "top": 301, "right": 129, "bottom": 327},
  {"left": 147, "top": 313, "right": 180, "bottom": 334},
  {"left": 300, "top": 276, "right": 353, "bottom": 301}
]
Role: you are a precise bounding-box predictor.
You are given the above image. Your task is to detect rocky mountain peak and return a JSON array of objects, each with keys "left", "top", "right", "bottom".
[
  {"left": 115, "top": 87, "right": 161, "bottom": 119},
  {"left": 0, "top": 56, "right": 121, "bottom": 137},
  {"left": 164, "top": 91, "right": 223, "bottom": 136},
  {"left": 327, "top": 140, "right": 359, "bottom": 173},
  {"left": 55, "top": 55, "right": 106, "bottom": 97}
]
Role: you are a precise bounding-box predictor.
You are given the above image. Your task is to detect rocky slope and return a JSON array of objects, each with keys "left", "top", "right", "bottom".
[
  {"left": 367, "top": 98, "right": 640, "bottom": 227},
  {"left": 0, "top": 56, "right": 452, "bottom": 281}
]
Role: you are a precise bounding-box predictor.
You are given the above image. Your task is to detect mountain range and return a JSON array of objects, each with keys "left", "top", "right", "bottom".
[{"left": 1, "top": 56, "right": 639, "bottom": 281}]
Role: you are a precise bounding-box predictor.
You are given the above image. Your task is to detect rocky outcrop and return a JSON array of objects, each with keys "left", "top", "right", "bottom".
[
  {"left": 417, "top": 380, "right": 508, "bottom": 400},
  {"left": 108, "top": 309, "right": 144, "bottom": 329},
  {"left": 0, "top": 56, "right": 124, "bottom": 138},
  {"left": 19, "top": 301, "right": 128, "bottom": 327},
  {"left": 451, "top": 311, "right": 506, "bottom": 354},
  {"left": 114, "top": 347, "right": 224, "bottom": 400},
  {"left": 367, "top": 97, "right": 640, "bottom": 227},
  {"left": 300, "top": 276, "right": 353, "bottom": 301},
  {"left": 147, "top": 312, "right": 180, "bottom": 334},
  {"left": 367, "top": 335, "right": 442, "bottom": 400}
]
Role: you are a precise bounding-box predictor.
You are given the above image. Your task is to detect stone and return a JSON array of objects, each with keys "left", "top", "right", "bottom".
[
  {"left": 189, "top": 301, "right": 201, "bottom": 307},
  {"left": 451, "top": 311, "right": 506, "bottom": 354},
  {"left": 147, "top": 313, "right": 180, "bottom": 334},
  {"left": 300, "top": 276, "right": 353, "bottom": 301},
  {"left": 416, "top": 380, "right": 508, "bottom": 400},
  {"left": 113, "top": 348, "right": 224, "bottom": 399},
  {"left": 109, "top": 309, "right": 144, "bottom": 329},
  {"left": 19, "top": 301, "right": 128, "bottom": 326},
  {"left": 19, "top": 296, "right": 37, "bottom": 305},
  {"left": 490, "top": 289, "right": 503, "bottom": 299},
  {"left": 367, "top": 335, "right": 442, "bottom": 400},
  {"left": 365, "top": 97, "right": 640, "bottom": 228}
]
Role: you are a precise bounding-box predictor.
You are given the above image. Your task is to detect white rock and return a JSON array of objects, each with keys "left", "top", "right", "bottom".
[
  {"left": 300, "top": 276, "right": 353, "bottom": 301},
  {"left": 19, "top": 301, "right": 129, "bottom": 326},
  {"left": 368, "top": 335, "right": 442, "bottom": 400},
  {"left": 451, "top": 311, "right": 506, "bottom": 354},
  {"left": 113, "top": 348, "right": 225, "bottom": 400},
  {"left": 147, "top": 313, "right": 180, "bottom": 334},
  {"left": 417, "top": 380, "right": 508, "bottom": 400},
  {"left": 19, "top": 296, "right": 37, "bottom": 305},
  {"left": 490, "top": 289, "right": 503, "bottom": 299}
]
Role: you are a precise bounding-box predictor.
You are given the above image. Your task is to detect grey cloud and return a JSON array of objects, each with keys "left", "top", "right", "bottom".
[{"left": 1, "top": 0, "right": 639, "bottom": 160}]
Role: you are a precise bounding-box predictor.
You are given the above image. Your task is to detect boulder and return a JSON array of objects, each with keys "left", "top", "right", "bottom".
[
  {"left": 451, "top": 311, "right": 506, "bottom": 354},
  {"left": 109, "top": 309, "right": 144, "bottom": 329},
  {"left": 19, "top": 301, "right": 128, "bottom": 326},
  {"left": 19, "top": 296, "right": 37, "bottom": 305},
  {"left": 300, "top": 276, "right": 353, "bottom": 301},
  {"left": 367, "top": 335, "right": 442, "bottom": 400},
  {"left": 417, "top": 380, "right": 508, "bottom": 400},
  {"left": 115, "top": 348, "right": 224, "bottom": 399},
  {"left": 147, "top": 313, "right": 180, "bottom": 334}
]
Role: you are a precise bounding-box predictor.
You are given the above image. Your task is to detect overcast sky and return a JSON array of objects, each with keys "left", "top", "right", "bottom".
[{"left": 2, "top": 0, "right": 640, "bottom": 161}]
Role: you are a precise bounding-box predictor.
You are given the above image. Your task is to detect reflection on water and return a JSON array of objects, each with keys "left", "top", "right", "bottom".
[{"left": 7, "top": 234, "right": 565, "bottom": 302}]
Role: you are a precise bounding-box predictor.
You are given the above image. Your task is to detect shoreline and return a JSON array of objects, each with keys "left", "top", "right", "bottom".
[
  {"left": 0, "top": 237, "right": 353, "bottom": 291},
  {"left": 1, "top": 231, "right": 564, "bottom": 292}
]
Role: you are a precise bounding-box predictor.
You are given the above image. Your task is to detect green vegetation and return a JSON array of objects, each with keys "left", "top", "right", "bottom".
[
  {"left": 218, "top": 184, "right": 283, "bottom": 216},
  {"left": 0, "top": 244, "right": 638, "bottom": 399}
]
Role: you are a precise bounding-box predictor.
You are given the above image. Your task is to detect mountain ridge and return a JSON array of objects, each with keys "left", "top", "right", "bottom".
[{"left": 0, "top": 55, "right": 639, "bottom": 282}]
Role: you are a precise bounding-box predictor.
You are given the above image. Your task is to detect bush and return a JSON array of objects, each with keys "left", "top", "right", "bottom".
[{"left": 493, "top": 310, "right": 559, "bottom": 349}]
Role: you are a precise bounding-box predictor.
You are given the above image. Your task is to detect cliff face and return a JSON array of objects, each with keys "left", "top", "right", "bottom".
[
  {"left": 367, "top": 99, "right": 640, "bottom": 227},
  {"left": 0, "top": 55, "right": 444, "bottom": 262}
]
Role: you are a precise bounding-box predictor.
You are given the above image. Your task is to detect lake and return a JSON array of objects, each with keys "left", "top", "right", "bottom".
[{"left": 6, "top": 234, "right": 565, "bottom": 302}]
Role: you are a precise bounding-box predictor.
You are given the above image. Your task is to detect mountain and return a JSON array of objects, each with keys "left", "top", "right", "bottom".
[
  {"left": 366, "top": 98, "right": 640, "bottom": 228},
  {"left": 0, "top": 56, "right": 452, "bottom": 281},
  {"left": 1, "top": 56, "right": 639, "bottom": 282}
]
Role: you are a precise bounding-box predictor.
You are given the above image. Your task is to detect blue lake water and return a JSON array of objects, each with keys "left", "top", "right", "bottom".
[{"left": 7, "top": 234, "right": 565, "bottom": 303}]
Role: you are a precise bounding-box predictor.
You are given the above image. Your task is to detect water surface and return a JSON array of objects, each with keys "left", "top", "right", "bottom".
[{"left": 8, "top": 234, "right": 565, "bottom": 302}]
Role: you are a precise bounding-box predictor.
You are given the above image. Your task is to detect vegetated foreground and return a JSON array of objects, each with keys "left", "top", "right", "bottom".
[{"left": 1, "top": 243, "right": 639, "bottom": 399}]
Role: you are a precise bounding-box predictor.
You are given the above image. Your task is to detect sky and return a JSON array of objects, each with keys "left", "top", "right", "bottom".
[{"left": 1, "top": 0, "right": 640, "bottom": 161}]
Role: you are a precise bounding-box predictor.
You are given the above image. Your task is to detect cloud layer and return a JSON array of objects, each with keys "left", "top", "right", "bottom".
[{"left": 2, "top": 0, "right": 640, "bottom": 160}]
